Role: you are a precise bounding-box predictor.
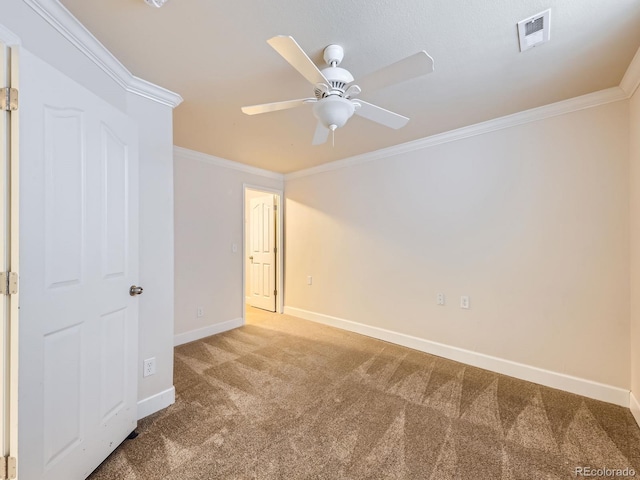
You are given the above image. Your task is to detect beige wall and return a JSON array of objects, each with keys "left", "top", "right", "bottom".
[
  {"left": 285, "top": 101, "right": 630, "bottom": 389},
  {"left": 174, "top": 151, "right": 283, "bottom": 339},
  {"left": 631, "top": 87, "right": 640, "bottom": 397}
]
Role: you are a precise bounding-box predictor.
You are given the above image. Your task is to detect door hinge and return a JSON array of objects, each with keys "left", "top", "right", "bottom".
[
  {"left": 274, "top": 247, "right": 277, "bottom": 254},
  {"left": 0, "top": 272, "right": 18, "bottom": 295},
  {"left": 0, "top": 456, "right": 16, "bottom": 480},
  {"left": 274, "top": 204, "right": 278, "bottom": 211},
  {"left": 0, "top": 88, "right": 18, "bottom": 111},
  {"left": 274, "top": 289, "right": 277, "bottom": 296}
]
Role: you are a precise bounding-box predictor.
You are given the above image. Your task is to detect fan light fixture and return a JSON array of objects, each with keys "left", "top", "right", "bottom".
[
  {"left": 312, "top": 96, "right": 356, "bottom": 132},
  {"left": 241, "top": 36, "right": 435, "bottom": 146},
  {"left": 144, "top": 0, "right": 168, "bottom": 7}
]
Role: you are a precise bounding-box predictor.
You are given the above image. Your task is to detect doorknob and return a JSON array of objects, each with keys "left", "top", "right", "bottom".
[
  {"left": 249, "top": 256, "right": 254, "bottom": 263},
  {"left": 129, "top": 285, "right": 144, "bottom": 296}
]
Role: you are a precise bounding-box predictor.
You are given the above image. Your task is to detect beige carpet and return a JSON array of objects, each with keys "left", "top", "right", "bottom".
[{"left": 89, "top": 307, "right": 640, "bottom": 479}]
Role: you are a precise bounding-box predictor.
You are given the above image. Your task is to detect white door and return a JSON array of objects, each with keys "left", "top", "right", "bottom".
[
  {"left": 19, "top": 49, "right": 139, "bottom": 480},
  {"left": 248, "top": 194, "right": 276, "bottom": 312}
]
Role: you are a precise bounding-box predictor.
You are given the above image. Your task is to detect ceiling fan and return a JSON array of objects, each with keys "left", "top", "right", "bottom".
[{"left": 241, "top": 36, "right": 434, "bottom": 145}]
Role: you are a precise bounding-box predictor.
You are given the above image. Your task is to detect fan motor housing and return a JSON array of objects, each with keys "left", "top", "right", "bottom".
[{"left": 320, "top": 67, "right": 354, "bottom": 96}]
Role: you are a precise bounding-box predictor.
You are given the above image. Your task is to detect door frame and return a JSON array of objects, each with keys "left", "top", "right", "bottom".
[
  {"left": 242, "top": 184, "right": 283, "bottom": 321},
  {"left": 0, "top": 22, "right": 20, "bottom": 476}
]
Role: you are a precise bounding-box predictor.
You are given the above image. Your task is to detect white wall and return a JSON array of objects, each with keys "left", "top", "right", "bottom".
[
  {"left": 285, "top": 100, "right": 630, "bottom": 396},
  {"left": 3, "top": 1, "right": 177, "bottom": 416},
  {"left": 126, "top": 93, "right": 176, "bottom": 407},
  {"left": 631, "top": 85, "right": 640, "bottom": 412},
  {"left": 174, "top": 149, "right": 283, "bottom": 344},
  {"left": 3, "top": 0, "right": 126, "bottom": 110}
]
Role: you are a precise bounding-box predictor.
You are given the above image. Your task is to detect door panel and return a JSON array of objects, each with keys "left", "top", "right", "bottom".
[
  {"left": 101, "top": 124, "right": 128, "bottom": 279},
  {"left": 43, "top": 107, "right": 84, "bottom": 289},
  {"left": 248, "top": 194, "right": 276, "bottom": 312},
  {"left": 43, "top": 324, "right": 82, "bottom": 466},
  {"left": 19, "top": 49, "right": 139, "bottom": 480},
  {"left": 99, "top": 308, "right": 126, "bottom": 421}
]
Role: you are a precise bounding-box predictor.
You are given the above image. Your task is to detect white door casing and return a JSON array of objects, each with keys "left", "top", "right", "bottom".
[
  {"left": 19, "top": 49, "right": 139, "bottom": 480},
  {"left": 248, "top": 194, "right": 276, "bottom": 312},
  {"left": 0, "top": 39, "right": 10, "bottom": 465},
  {"left": 0, "top": 36, "right": 19, "bottom": 475}
]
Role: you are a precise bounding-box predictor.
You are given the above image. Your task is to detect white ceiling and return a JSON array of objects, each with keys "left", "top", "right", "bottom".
[{"left": 60, "top": 0, "right": 640, "bottom": 173}]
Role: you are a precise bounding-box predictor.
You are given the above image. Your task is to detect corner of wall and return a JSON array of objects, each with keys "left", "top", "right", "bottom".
[
  {"left": 173, "top": 147, "right": 283, "bottom": 346},
  {"left": 631, "top": 392, "right": 640, "bottom": 427},
  {"left": 621, "top": 45, "right": 640, "bottom": 98}
]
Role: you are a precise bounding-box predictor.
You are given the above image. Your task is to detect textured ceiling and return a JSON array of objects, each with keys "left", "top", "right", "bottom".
[{"left": 60, "top": 0, "right": 640, "bottom": 173}]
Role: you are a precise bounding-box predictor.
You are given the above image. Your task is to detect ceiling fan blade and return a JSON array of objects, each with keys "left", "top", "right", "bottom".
[
  {"left": 356, "top": 51, "right": 434, "bottom": 93},
  {"left": 312, "top": 121, "right": 330, "bottom": 145},
  {"left": 354, "top": 100, "right": 409, "bottom": 129},
  {"left": 241, "top": 98, "right": 316, "bottom": 115},
  {"left": 267, "top": 35, "right": 329, "bottom": 86}
]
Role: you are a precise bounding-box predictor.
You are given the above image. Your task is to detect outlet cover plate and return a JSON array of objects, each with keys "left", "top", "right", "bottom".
[
  {"left": 143, "top": 357, "right": 156, "bottom": 377},
  {"left": 460, "top": 296, "right": 470, "bottom": 309}
]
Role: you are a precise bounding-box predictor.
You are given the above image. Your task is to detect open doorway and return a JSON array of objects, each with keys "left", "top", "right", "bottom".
[{"left": 243, "top": 186, "right": 283, "bottom": 317}]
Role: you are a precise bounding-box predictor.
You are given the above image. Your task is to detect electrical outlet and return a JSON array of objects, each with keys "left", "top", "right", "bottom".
[
  {"left": 143, "top": 358, "right": 156, "bottom": 377},
  {"left": 232, "top": 243, "right": 238, "bottom": 253},
  {"left": 437, "top": 293, "right": 445, "bottom": 306},
  {"left": 460, "top": 296, "right": 470, "bottom": 309},
  {"left": 307, "top": 276, "right": 312, "bottom": 285},
  {"left": 197, "top": 307, "right": 204, "bottom": 318}
]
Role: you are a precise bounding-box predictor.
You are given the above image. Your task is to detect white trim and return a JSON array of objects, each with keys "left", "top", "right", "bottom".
[
  {"left": 126, "top": 75, "right": 183, "bottom": 108},
  {"left": 174, "top": 317, "right": 244, "bottom": 346},
  {"left": 283, "top": 306, "right": 630, "bottom": 407},
  {"left": 631, "top": 392, "right": 640, "bottom": 428},
  {"left": 22, "top": 0, "right": 183, "bottom": 108},
  {"left": 137, "top": 386, "right": 175, "bottom": 420},
  {"left": 621, "top": 45, "right": 640, "bottom": 97},
  {"left": 174, "top": 146, "right": 284, "bottom": 181},
  {"left": 285, "top": 87, "right": 627, "bottom": 180}
]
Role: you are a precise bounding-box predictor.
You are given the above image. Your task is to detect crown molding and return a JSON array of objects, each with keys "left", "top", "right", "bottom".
[
  {"left": 23, "top": 0, "right": 183, "bottom": 108},
  {"left": 621, "top": 45, "right": 640, "bottom": 98},
  {"left": 285, "top": 86, "right": 627, "bottom": 180},
  {"left": 174, "top": 146, "right": 285, "bottom": 181},
  {"left": 127, "top": 76, "right": 183, "bottom": 108}
]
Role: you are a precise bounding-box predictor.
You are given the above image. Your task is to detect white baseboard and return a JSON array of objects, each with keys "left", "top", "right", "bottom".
[
  {"left": 284, "top": 306, "right": 630, "bottom": 407},
  {"left": 631, "top": 392, "right": 640, "bottom": 427},
  {"left": 174, "top": 317, "right": 244, "bottom": 346},
  {"left": 137, "top": 386, "right": 175, "bottom": 420}
]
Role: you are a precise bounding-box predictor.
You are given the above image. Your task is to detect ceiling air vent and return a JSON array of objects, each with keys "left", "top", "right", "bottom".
[{"left": 517, "top": 9, "right": 551, "bottom": 52}]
